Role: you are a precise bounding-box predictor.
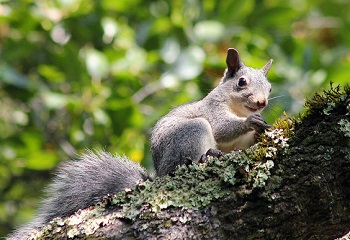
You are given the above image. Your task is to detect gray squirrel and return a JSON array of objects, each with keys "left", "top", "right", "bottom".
[{"left": 7, "top": 48, "right": 272, "bottom": 239}]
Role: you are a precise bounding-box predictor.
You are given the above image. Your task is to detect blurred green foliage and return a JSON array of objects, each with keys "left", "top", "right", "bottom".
[{"left": 0, "top": 0, "right": 349, "bottom": 236}]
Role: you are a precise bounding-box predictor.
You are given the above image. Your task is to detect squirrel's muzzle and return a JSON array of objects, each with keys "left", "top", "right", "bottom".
[{"left": 256, "top": 99, "right": 267, "bottom": 109}]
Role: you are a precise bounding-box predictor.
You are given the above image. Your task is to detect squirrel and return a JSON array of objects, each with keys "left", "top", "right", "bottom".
[{"left": 7, "top": 48, "right": 272, "bottom": 239}]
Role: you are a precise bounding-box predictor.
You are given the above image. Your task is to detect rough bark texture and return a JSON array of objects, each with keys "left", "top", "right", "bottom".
[{"left": 29, "top": 85, "right": 350, "bottom": 239}]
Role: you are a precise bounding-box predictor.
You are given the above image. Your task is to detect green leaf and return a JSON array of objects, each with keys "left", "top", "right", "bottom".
[
  {"left": 26, "top": 150, "right": 58, "bottom": 170},
  {"left": 37, "top": 65, "right": 66, "bottom": 83}
]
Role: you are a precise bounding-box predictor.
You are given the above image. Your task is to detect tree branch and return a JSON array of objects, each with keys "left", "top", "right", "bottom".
[{"left": 30, "top": 85, "right": 350, "bottom": 239}]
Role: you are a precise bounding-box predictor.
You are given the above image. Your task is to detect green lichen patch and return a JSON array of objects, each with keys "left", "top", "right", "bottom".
[
  {"left": 28, "top": 205, "right": 111, "bottom": 239},
  {"left": 110, "top": 159, "right": 232, "bottom": 221},
  {"left": 251, "top": 113, "right": 296, "bottom": 161},
  {"left": 272, "top": 113, "right": 297, "bottom": 140},
  {"left": 338, "top": 119, "right": 350, "bottom": 137}
]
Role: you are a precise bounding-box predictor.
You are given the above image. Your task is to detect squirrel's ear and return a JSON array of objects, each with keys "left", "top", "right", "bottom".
[
  {"left": 261, "top": 59, "right": 273, "bottom": 76},
  {"left": 226, "top": 48, "right": 244, "bottom": 74}
]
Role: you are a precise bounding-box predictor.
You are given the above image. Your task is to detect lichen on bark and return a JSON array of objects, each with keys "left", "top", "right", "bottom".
[{"left": 29, "top": 84, "right": 350, "bottom": 239}]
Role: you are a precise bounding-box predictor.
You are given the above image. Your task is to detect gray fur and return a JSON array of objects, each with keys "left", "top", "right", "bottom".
[
  {"left": 7, "top": 150, "right": 149, "bottom": 239},
  {"left": 151, "top": 48, "right": 272, "bottom": 176}
]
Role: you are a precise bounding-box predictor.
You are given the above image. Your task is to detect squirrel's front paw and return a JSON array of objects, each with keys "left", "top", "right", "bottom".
[{"left": 246, "top": 114, "right": 271, "bottom": 133}]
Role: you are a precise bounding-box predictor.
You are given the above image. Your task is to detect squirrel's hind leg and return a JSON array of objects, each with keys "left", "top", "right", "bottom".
[{"left": 154, "top": 118, "right": 216, "bottom": 176}]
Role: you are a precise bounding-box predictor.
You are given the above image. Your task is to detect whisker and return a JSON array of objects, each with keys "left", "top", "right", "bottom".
[{"left": 268, "top": 95, "right": 286, "bottom": 101}]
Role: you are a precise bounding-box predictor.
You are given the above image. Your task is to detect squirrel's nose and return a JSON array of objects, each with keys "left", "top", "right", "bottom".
[{"left": 257, "top": 99, "right": 267, "bottom": 109}]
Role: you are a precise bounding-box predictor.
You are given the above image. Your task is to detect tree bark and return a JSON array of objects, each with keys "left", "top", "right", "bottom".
[{"left": 30, "top": 85, "right": 350, "bottom": 239}]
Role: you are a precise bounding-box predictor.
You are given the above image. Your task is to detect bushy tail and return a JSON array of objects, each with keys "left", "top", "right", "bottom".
[{"left": 7, "top": 150, "right": 150, "bottom": 240}]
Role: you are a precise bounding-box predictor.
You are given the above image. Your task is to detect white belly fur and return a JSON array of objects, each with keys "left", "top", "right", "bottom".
[{"left": 217, "top": 130, "right": 256, "bottom": 153}]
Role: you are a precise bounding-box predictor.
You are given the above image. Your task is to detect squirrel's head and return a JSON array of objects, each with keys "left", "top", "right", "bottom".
[{"left": 219, "top": 48, "right": 273, "bottom": 117}]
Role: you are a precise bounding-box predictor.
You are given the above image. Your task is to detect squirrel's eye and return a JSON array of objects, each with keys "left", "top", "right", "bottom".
[{"left": 238, "top": 77, "right": 247, "bottom": 87}]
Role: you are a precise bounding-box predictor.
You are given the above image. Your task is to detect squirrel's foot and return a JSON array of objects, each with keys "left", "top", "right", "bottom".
[
  {"left": 184, "top": 157, "right": 194, "bottom": 165},
  {"left": 199, "top": 148, "right": 224, "bottom": 163}
]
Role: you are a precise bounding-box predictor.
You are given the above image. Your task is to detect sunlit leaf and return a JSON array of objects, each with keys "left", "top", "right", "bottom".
[
  {"left": 41, "top": 91, "right": 68, "bottom": 109},
  {"left": 193, "top": 21, "right": 225, "bottom": 43},
  {"left": 171, "top": 46, "right": 206, "bottom": 81},
  {"left": 84, "top": 48, "right": 110, "bottom": 79}
]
